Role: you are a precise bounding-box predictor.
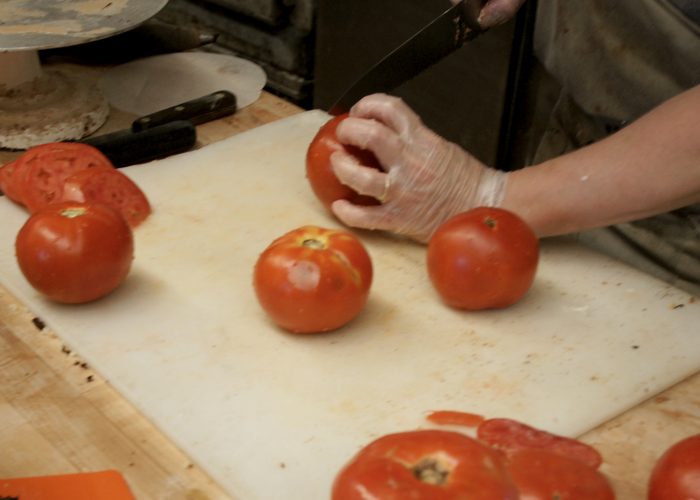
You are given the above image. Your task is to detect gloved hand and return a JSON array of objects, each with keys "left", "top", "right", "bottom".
[
  {"left": 451, "top": 0, "right": 527, "bottom": 28},
  {"left": 330, "top": 94, "right": 508, "bottom": 243}
]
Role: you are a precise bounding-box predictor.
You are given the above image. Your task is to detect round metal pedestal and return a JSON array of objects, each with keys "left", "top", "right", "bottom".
[
  {"left": 0, "top": 51, "right": 109, "bottom": 150},
  {"left": 0, "top": 0, "right": 167, "bottom": 150}
]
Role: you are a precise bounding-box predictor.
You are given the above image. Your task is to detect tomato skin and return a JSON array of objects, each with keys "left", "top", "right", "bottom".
[
  {"left": 0, "top": 160, "right": 26, "bottom": 204},
  {"left": 15, "top": 202, "right": 134, "bottom": 304},
  {"left": 426, "top": 410, "right": 486, "bottom": 428},
  {"left": 427, "top": 207, "right": 539, "bottom": 310},
  {"left": 332, "top": 430, "right": 519, "bottom": 500},
  {"left": 506, "top": 448, "right": 615, "bottom": 500},
  {"left": 253, "top": 225, "right": 373, "bottom": 333},
  {"left": 648, "top": 434, "right": 700, "bottom": 500},
  {"left": 477, "top": 418, "right": 603, "bottom": 470},
  {"left": 306, "top": 113, "right": 382, "bottom": 209}
]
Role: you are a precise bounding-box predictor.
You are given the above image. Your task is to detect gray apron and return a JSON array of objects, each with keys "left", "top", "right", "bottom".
[{"left": 527, "top": 0, "right": 700, "bottom": 295}]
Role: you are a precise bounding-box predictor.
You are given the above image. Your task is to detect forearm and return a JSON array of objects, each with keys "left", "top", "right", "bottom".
[{"left": 502, "top": 84, "right": 700, "bottom": 237}]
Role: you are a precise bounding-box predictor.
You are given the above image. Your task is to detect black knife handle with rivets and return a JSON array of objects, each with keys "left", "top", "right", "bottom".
[{"left": 131, "top": 91, "right": 237, "bottom": 131}]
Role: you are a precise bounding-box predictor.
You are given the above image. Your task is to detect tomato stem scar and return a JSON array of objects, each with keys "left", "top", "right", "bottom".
[
  {"left": 484, "top": 217, "right": 497, "bottom": 229},
  {"left": 412, "top": 458, "right": 449, "bottom": 485},
  {"left": 302, "top": 238, "right": 325, "bottom": 249},
  {"left": 60, "top": 207, "right": 88, "bottom": 218}
]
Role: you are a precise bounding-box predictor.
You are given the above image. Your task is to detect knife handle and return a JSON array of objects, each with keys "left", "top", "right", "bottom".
[
  {"left": 131, "top": 90, "right": 237, "bottom": 131},
  {"left": 81, "top": 120, "right": 197, "bottom": 168},
  {"left": 459, "top": 0, "right": 488, "bottom": 36}
]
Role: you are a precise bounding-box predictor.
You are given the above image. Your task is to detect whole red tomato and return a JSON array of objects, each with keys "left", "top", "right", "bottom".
[
  {"left": 306, "top": 113, "right": 383, "bottom": 210},
  {"left": 253, "top": 225, "right": 373, "bottom": 333},
  {"left": 427, "top": 207, "right": 539, "bottom": 310},
  {"left": 15, "top": 202, "right": 134, "bottom": 304},
  {"left": 332, "top": 430, "right": 519, "bottom": 500},
  {"left": 648, "top": 433, "right": 700, "bottom": 500},
  {"left": 506, "top": 448, "right": 615, "bottom": 500}
]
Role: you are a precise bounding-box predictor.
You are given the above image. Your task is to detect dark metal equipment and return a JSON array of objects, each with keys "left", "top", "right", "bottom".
[{"left": 156, "top": 0, "right": 316, "bottom": 107}]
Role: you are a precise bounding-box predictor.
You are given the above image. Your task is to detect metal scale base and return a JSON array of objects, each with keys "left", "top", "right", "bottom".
[{"left": 0, "top": 0, "right": 166, "bottom": 150}]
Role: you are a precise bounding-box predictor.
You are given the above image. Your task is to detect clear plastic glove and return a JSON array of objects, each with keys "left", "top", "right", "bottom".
[
  {"left": 450, "top": 0, "right": 527, "bottom": 28},
  {"left": 330, "top": 94, "right": 508, "bottom": 243}
]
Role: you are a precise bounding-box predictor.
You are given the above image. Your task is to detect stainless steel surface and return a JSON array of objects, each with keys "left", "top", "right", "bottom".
[
  {"left": 0, "top": 65, "right": 109, "bottom": 149},
  {"left": 0, "top": 0, "right": 168, "bottom": 51},
  {"left": 158, "top": 0, "right": 315, "bottom": 106}
]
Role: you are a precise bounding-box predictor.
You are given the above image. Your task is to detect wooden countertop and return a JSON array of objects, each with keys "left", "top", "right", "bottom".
[{"left": 1, "top": 72, "right": 699, "bottom": 499}]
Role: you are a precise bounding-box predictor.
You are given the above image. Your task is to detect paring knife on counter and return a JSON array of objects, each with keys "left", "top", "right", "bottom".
[
  {"left": 81, "top": 90, "right": 237, "bottom": 167},
  {"left": 329, "top": 0, "right": 486, "bottom": 115}
]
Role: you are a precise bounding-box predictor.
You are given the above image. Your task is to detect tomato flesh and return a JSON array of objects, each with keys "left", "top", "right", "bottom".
[
  {"left": 253, "top": 225, "right": 373, "bottom": 333},
  {"left": 15, "top": 202, "right": 134, "bottom": 304},
  {"left": 17, "top": 142, "right": 114, "bottom": 212},
  {"left": 62, "top": 166, "right": 151, "bottom": 227},
  {"left": 477, "top": 418, "right": 603, "bottom": 470}
]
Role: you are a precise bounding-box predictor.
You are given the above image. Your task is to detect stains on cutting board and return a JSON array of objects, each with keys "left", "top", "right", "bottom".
[{"left": 59, "top": 340, "right": 99, "bottom": 385}]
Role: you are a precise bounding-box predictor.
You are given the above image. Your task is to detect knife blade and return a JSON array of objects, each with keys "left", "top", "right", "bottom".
[
  {"left": 80, "top": 120, "right": 197, "bottom": 168},
  {"left": 329, "top": 0, "right": 486, "bottom": 115},
  {"left": 1, "top": 92, "right": 237, "bottom": 197}
]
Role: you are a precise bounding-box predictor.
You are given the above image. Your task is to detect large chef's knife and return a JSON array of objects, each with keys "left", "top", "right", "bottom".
[
  {"left": 0, "top": 91, "right": 236, "bottom": 197},
  {"left": 80, "top": 120, "right": 197, "bottom": 168},
  {"left": 329, "top": 0, "right": 486, "bottom": 115},
  {"left": 80, "top": 91, "right": 237, "bottom": 167}
]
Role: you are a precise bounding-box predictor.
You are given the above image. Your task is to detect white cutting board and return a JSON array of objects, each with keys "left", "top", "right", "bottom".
[{"left": 1, "top": 110, "right": 699, "bottom": 500}]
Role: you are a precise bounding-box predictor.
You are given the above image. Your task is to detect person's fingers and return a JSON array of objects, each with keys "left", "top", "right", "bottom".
[
  {"left": 331, "top": 199, "right": 395, "bottom": 232},
  {"left": 331, "top": 151, "right": 389, "bottom": 200},
  {"left": 348, "top": 94, "right": 422, "bottom": 137},
  {"left": 335, "top": 117, "right": 407, "bottom": 169},
  {"left": 478, "top": 0, "right": 526, "bottom": 27}
]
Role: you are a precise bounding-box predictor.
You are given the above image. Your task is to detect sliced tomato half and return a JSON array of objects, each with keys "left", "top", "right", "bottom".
[
  {"left": 17, "top": 142, "right": 114, "bottom": 212},
  {"left": 62, "top": 167, "right": 151, "bottom": 228},
  {"left": 477, "top": 418, "right": 603, "bottom": 469},
  {"left": 0, "top": 160, "right": 26, "bottom": 204}
]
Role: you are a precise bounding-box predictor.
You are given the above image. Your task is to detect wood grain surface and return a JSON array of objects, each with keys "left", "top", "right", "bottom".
[{"left": 1, "top": 64, "right": 698, "bottom": 500}]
